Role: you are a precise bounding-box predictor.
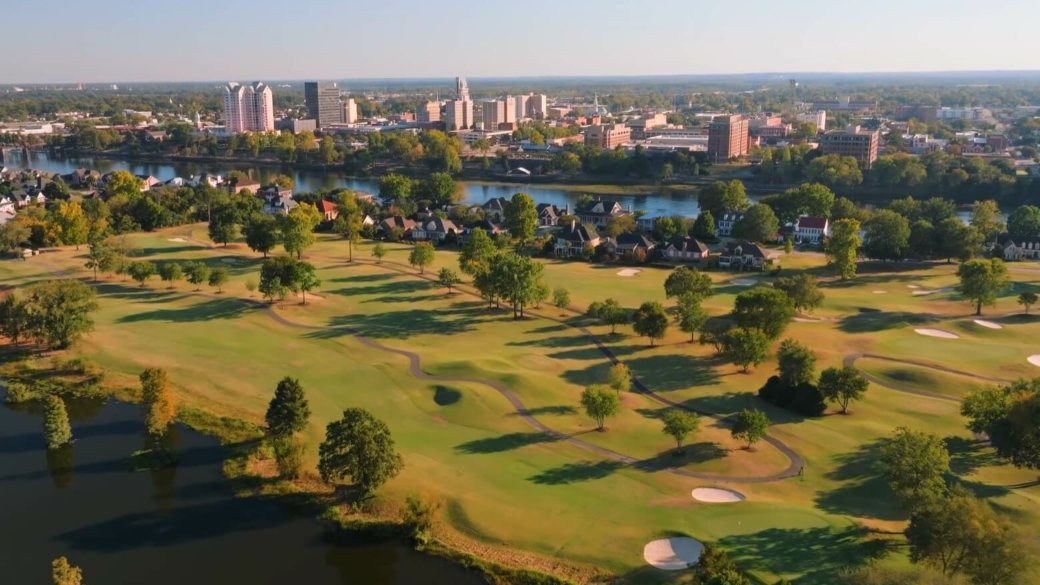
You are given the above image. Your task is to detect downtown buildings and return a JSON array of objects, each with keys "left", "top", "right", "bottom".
[
  {"left": 819, "top": 125, "right": 880, "bottom": 168},
  {"left": 222, "top": 82, "right": 275, "bottom": 133},
  {"left": 707, "top": 114, "right": 750, "bottom": 162},
  {"left": 305, "top": 81, "right": 344, "bottom": 127}
]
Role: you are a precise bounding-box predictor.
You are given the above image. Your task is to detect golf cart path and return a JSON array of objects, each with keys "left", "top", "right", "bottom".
[{"left": 842, "top": 353, "right": 1011, "bottom": 403}]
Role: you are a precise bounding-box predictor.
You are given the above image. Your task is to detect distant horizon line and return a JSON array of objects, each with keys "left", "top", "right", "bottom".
[{"left": 5, "top": 69, "right": 1040, "bottom": 87}]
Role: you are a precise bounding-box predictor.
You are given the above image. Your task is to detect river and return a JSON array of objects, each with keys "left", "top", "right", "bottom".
[
  {"left": 3, "top": 151, "right": 711, "bottom": 217},
  {"left": 0, "top": 388, "right": 485, "bottom": 585}
]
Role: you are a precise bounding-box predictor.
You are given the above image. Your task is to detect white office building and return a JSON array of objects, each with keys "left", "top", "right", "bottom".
[{"left": 796, "top": 110, "right": 827, "bottom": 131}]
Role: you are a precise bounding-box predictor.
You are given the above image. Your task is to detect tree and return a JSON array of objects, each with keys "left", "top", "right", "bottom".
[
  {"left": 692, "top": 544, "right": 752, "bottom": 585},
  {"left": 184, "top": 261, "right": 211, "bottom": 291},
  {"left": 378, "top": 173, "right": 412, "bottom": 205},
  {"left": 244, "top": 213, "right": 278, "bottom": 258},
  {"left": 580, "top": 385, "right": 621, "bottom": 431},
  {"left": 158, "top": 262, "right": 183, "bottom": 289},
  {"left": 632, "top": 301, "right": 669, "bottom": 346},
  {"left": 776, "top": 339, "right": 817, "bottom": 386},
  {"left": 140, "top": 368, "right": 177, "bottom": 436},
  {"left": 864, "top": 210, "right": 911, "bottom": 261},
  {"left": 1006, "top": 205, "right": 1040, "bottom": 239},
  {"left": 52, "top": 557, "right": 83, "bottom": 585},
  {"left": 43, "top": 395, "right": 73, "bottom": 449},
  {"left": 731, "top": 409, "right": 769, "bottom": 449},
  {"left": 827, "top": 218, "right": 861, "bottom": 280},
  {"left": 879, "top": 428, "right": 950, "bottom": 511},
  {"left": 552, "top": 287, "right": 571, "bottom": 311},
  {"left": 700, "top": 320, "right": 732, "bottom": 356},
  {"left": 265, "top": 376, "right": 311, "bottom": 437},
  {"left": 664, "top": 266, "right": 713, "bottom": 301},
  {"left": 409, "top": 242, "right": 435, "bottom": 274},
  {"left": 661, "top": 410, "right": 700, "bottom": 454},
  {"left": 956, "top": 258, "right": 1010, "bottom": 316},
  {"left": 245, "top": 278, "right": 257, "bottom": 296},
  {"left": 490, "top": 253, "right": 544, "bottom": 318},
  {"left": 773, "top": 274, "right": 824, "bottom": 313},
  {"left": 732, "top": 287, "right": 794, "bottom": 340},
  {"left": 818, "top": 366, "right": 869, "bottom": 414},
  {"left": 784, "top": 237, "right": 794, "bottom": 255},
  {"left": 23, "top": 279, "right": 98, "bottom": 349},
  {"left": 280, "top": 204, "right": 320, "bottom": 259},
  {"left": 84, "top": 239, "right": 115, "bottom": 281},
  {"left": 806, "top": 154, "right": 863, "bottom": 188},
  {"left": 372, "top": 242, "right": 387, "bottom": 264},
  {"left": 608, "top": 363, "right": 632, "bottom": 396},
  {"left": 676, "top": 293, "right": 709, "bottom": 342},
  {"left": 1019, "top": 291, "right": 1038, "bottom": 314},
  {"left": 970, "top": 200, "right": 1004, "bottom": 243},
  {"left": 0, "top": 293, "right": 28, "bottom": 345},
  {"left": 934, "top": 219, "right": 982, "bottom": 263},
  {"left": 208, "top": 204, "right": 239, "bottom": 247},
  {"left": 722, "top": 327, "right": 770, "bottom": 373},
  {"left": 504, "top": 192, "right": 538, "bottom": 245},
  {"left": 698, "top": 180, "right": 749, "bottom": 216},
  {"left": 692, "top": 211, "right": 716, "bottom": 240},
  {"left": 0, "top": 221, "right": 31, "bottom": 257},
  {"left": 438, "top": 267, "right": 460, "bottom": 293},
  {"left": 589, "top": 298, "right": 628, "bottom": 333},
  {"left": 961, "top": 380, "right": 1040, "bottom": 470},
  {"left": 458, "top": 227, "right": 497, "bottom": 276},
  {"left": 54, "top": 201, "right": 89, "bottom": 249},
  {"left": 271, "top": 435, "right": 306, "bottom": 480},
  {"left": 104, "top": 170, "right": 144, "bottom": 198},
  {"left": 208, "top": 267, "right": 229, "bottom": 293},
  {"left": 292, "top": 261, "right": 321, "bottom": 304},
  {"left": 128, "top": 260, "right": 156, "bottom": 287},
  {"left": 733, "top": 204, "right": 780, "bottom": 243},
  {"left": 318, "top": 408, "right": 404, "bottom": 495},
  {"left": 403, "top": 494, "right": 440, "bottom": 545}
]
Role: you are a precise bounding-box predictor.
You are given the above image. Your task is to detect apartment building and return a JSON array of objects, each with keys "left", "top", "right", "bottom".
[
  {"left": 584, "top": 123, "right": 631, "bottom": 149},
  {"left": 222, "top": 82, "right": 275, "bottom": 133},
  {"left": 513, "top": 95, "right": 529, "bottom": 121},
  {"left": 342, "top": 98, "right": 358, "bottom": 124},
  {"left": 526, "top": 94, "right": 548, "bottom": 118},
  {"left": 480, "top": 99, "right": 506, "bottom": 130},
  {"left": 444, "top": 99, "right": 473, "bottom": 131},
  {"left": 707, "top": 114, "right": 750, "bottom": 161},
  {"left": 796, "top": 110, "right": 827, "bottom": 131},
  {"left": 304, "top": 81, "right": 342, "bottom": 128},
  {"left": 895, "top": 105, "right": 938, "bottom": 125},
  {"left": 819, "top": 125, "right": 880, "bottom": 168},
  {"left": 418, "top": 101, "right": 441, "bottom": 123},
  {"left": 812, "top": 96, "right": 877, "bottom": 112}
]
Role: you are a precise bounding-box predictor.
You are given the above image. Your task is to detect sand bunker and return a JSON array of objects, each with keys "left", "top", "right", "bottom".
[
  {"left": 643, "top": 537, "right": 704, "bottom": 570},
  {"left": 907, "top": 285, "right": 920, "bottom": 289},
  {"left": 872, "top": 290, "right": 888, "bottom": 294},
  {"left": 1028, "top": 356, "right": 1040, "bottom": 367},
  {"left": 167, "top": 237, "right": 188, "bottom": 243},
  {"left": 912, "top": 287, "right": 955, "bottom": 296},
  {"left": 220, "top": 257, "right": 238, "bottom": 263},
  {"left": 914, "top": 328, "right": 960, "bottom": 339},
  {"left": 973, "top": 320, "right": 1003, "bottom": 330},
  {"left": 732, "top": 279, "right": 757, "bottom": 286},
  {"left": 692, "top": 488, "right": 746, "bottom": 503},
  {"left": 617, "top": 269, "right": 642, "bottom": 277}
]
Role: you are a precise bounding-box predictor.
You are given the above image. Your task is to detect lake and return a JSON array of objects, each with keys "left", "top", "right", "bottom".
[
  {"left": 0, "top": 387, "right": 485, "bottom": 585},
  {"left": 3, "top": 151, "right": 710, "bottom": 217}
]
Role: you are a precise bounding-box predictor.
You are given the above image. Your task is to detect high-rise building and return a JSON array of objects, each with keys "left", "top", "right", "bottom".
[
  {"left": 444, "top": 99, "right": 472, "bottom": 131},
  {"left": 819, "top": 125, "right": 880, "bottom": 168},
  {"left": 304, "top": 81, "right": 342, "bottom": 128},
  {"left": 513, "top": 95, "right": 529, "bottom": 122},
  {"left": 503, "top": 97, "right": 518, "bottom": 124},
  {"left": 707, "top": 114, "right": 750, "bottom": 162},
  {"left": 342, "top": 98, "right": 358, "bottom": 124},
  {"left": 480, "top": 99, "right": 506, "bottom": 130},
  {"left": 418, "top": 101, "right": 441, "bottom": 123},
  {"left": 456, "top": 77, "right": 470, "bottom": 101},
  {"left": 526, "top": 94, "right": 547, "bottom": 118},
  {"left": 223, "top": 82, "right": 275, "bottom": 133}
]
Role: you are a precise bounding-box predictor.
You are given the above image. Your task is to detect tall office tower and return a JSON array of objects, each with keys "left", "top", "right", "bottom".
[
  {"left": 444, "top": 99, "right": 472, "bottom": 131},
  {"left": 342, "top": 98, "right": 358, "bottom": 124},
  {"left": 456, "top": 77, "right": 470, "bottom": 101},
  {"left": 526, "top": 94, "right": 547, "bottom": 118},
  {"left": 304, "top": 81, "right": 343, "bottom": 128},
  {"left": 707, "top": 114, "right": 750, "bottom": 162},
  {"left": 223, "top": 81, "right": 275, "bottom": 133},
  {"left": 480, "top": 99, "right": 506, "bottom": 130},
  {"left": 503, "top": 96, "right": 518, "bottom": 124},
  {"left": 417, "top": 101, "right": 441, "bottom": 123},
  {"left": 513, "top": 95, "right": 529, "bottom": 121}
]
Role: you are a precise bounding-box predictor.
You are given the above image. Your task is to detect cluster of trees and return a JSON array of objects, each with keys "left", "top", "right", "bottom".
[
  {"left": 961, "top": 378, "right": 1040, "bottom": 471},
  {"left": 758, "top": 340, "right": 869, "bottom": 417},
  {"left": 376, "top": 171, "right": 464, "bottom": 209},
  {"left": 459, "top": 227, "right": 549, "bottom": 318},
  {"left": 258, "top": 256, "right": 321, "bottom": 305},
  {"left": 0, "top": 279, "right": 98, "bottom": 349}
]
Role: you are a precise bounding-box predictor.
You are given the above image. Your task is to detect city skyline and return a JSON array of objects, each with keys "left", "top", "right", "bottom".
[{"left": 4, "top": 0, "right": 1039, "bottom": 84}]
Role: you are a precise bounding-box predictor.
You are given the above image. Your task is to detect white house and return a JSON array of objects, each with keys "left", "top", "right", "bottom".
[
  {"left": 794, "top": 217, "right": 830, "bottom": 244},
  {"left": 715, "top": 213, "right": 744, "bottom": 237},
  {"left": 188, "top": 173, "right": 223, "bottom": 189},
  {"left": 1003, "top": 240, "right": 1040, "bottom": 261}
]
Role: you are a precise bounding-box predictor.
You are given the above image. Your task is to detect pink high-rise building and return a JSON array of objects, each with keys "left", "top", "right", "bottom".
[{"left": 223, "top": 82, "right": 275, "bottom": 133}]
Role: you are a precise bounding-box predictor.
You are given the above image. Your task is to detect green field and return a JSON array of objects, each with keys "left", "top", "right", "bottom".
[{"left": 3, "top": 226, "right": 1039, "bottom": 584}]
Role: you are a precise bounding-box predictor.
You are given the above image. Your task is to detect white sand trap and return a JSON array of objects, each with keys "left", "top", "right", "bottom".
[
  {"left": 617, "top": 269, "right": 642, "bottom": 277},
  {"left": 167, "top": 237, "right": 188, "bottom": 243},
  {"left": 974, "top": 320, "right": 1002, "bottom": 330},
  {"left": 1028, "top": 355, "right": 1040, "bottom": 367},
  {"left": 220, "top": 257, "right": 238, "bottom": 263},
  {"left": 692, "top": 488, "right": 746, "bottom": 503},
  {"left": 872, "top": 290, "right": 888, "bottom": 294},
  {"left": 912, "top": 291, "right": 933, "bottom": 296},
  {"left": 907, "top": 285, "right": 920, "bottom": 289},
  {"left": 914, "top": 328, "right": 960, "bottom": 339},
  {"left": 732, "top": 279, "right": 758, "bottom": 286},
  {"left": 643, "top": 537, "right": 704, "bottom": 570}
]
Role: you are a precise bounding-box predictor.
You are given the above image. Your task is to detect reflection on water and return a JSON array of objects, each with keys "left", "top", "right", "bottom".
[{"left": 0, "top": 389, "right": 484, "bottom": 584}]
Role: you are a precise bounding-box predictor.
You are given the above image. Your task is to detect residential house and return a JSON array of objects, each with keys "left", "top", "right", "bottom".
[
  {"left": 261, "top": 194, "right": 298, "bottom": 216},
  {"left": 483, "top": 197, "right": 509, "bottom": 222},
  {"left": 188, "top": 173, "right": 223, "bottom": 189},
  {"left": 225, "top": 177, "right": 261, "bottom": 194},
  {"left": 720, "top": 241, "right": 778, "bottom": 270},
  {"left": 605, "top": 233, "right": 655, "bottom": 259},
  {"left": 0, "top": 196, "right": 15, "bottom": 213},
  {"left": 663, "top": 236, "right": 710, "bottom": 262},
  {"left": 135, "top": 175, "right": 162, "bottom": 190},
  {"left": 61, "top": 167, "right": 101, "bottom": 188},
  {"left": 575, "top": 198, "right": 632, "bottom": 228},
  {"left": 0, "top": 207, "right": 15, "bottom": 226},
  {"left": 164, "top": 177, "right": 186, "bottom": 188},
  {"left": 1003, "top": 239, "right": 1040, "bottom": 261},
  {"left": 411, "top": 217, "right": 459, "bottom": 243},
  {"left": 555, "top": 221, "right": 600, "bottom": 256},
  {"left": 457, "top": 219, "right": 504, "bottom": 245},
  {"left": 794, "top": 217, "right": 829, "bottom": 244},
  {"left": 258, "top": 185, "right": 292, "bottom": 199},
  {"left": 378, "top": 216, "right": 417, "bottom": 237},
  {"left": 536, "top": 203, "right": 567, "bottom": 226},
  {"left": 315, "top": 199, "right": 339, "bottom": 222},
  {"left": 715, "top": 213, "right": 744, "bottom": 237},
  {"left": 11, "top": 190, "right": 45, "bottom": 207}
]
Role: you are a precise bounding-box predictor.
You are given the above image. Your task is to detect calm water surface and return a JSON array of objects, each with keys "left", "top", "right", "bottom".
[{"left": 0, "top": 389, "right": 484, "bottom": 585}]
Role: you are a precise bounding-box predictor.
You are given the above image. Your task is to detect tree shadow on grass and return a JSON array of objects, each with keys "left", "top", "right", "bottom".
[
  {"left": 328, "top": 273, "right": 395, "bottom": 283},
  {"left": 432, "top": 385, "right": 462, "bottom": 406},
  {"left": 815, "top": 440, "right": 905, "bottom": 522},
  {"left": 117, "top": 298, "right": 256, "bottom": 324},
  {"left": 837, "top": 311, "right": 940, "bottom": 334},
  {"left": 527, "top": 460, "right": 625, "bottom": 485},
  {"left": 717, "top": 525, "right": 894, "bottom": 585},
  {"left": 946, "top": 436, "right": 1003, "bottom": 476},
  {"left": 681, "top": 392, "right": 760, "bottom": 419},
  {"left": 516, "top": 405, "right": 578, "bottom": 416},
  {"left": 548, "top": 344, "right": 651, "bottom": 361},
  {"left": 507, "top": 334, "right": 596, "bottom": 350},
  {"left": 634, "top": 444, "right": 728, "bottom": 471},
  {"left": 454, "top": 432, "right": 558, "bottom": 454},
  {"left": 309, "top": 308, "right": 486, "bottom": 340},
  {"left": 94, "top": 282, "right": 182, "bottom": 302},
  {"left": 138, "top": 245, "right": 200, "bottom": 257},
  {"left": 563, "top": 354, "right": 720, "bottom": 393},
  {"left": 326, "top": 279, "right": 435, "bottom": 298}
]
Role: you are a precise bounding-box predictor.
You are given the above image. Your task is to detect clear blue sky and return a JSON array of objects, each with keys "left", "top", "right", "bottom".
[{"left": 4, "top": 0, "right": 1037, "bottom": 83}]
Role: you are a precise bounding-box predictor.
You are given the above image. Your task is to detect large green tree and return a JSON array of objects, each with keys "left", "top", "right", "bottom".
[
  {"left": 961, "top": 379, "right": 1040, "bottom": 470},
  {"left": 458, "top": 227, "right": 497, "bottom": 276},
  {"left": 43, "top": 395, "right": 73, "bottom": 449},
  {"left": 23, "top": 279, "right": 98, "bottom": 349},
  {"left": 818, "top": 366, "right": 869, "bottom": 414},
  {"left": 776, "top": 339, "right": 817, "bottom": 386},
  {"left": 772, "top": 274, "right": 824, "bottom": 313},
  {"left": 265, "top": 377, "right": 311, "bottom": 437},
  {"left": 864, "top": 209, "right": 911, "bottom": 261},
  {"left": 580, "top": 384, "right": 621, "bottom": 431},
  {"left": 698, "top": 180, "right": 749, "bottom": 216},
  {"left": 1007, "top": 205, "right": 1040, "bottom": 239},
  {"left": 504, "top": 192, "right": 538, "bottom": 245},
  {"left": 722, "top": 327, "right": 770, "bottom": 373},
  {"left": 661, "top": 410, "right": 700, "bottom": 454},
  {"left": 879, "top": 427, "right": 950, "bottom": 511},
  {"left": 733, "top": 203, "right": 780, "bottom": 243},
  {"left": 244, "top": 213, "right": 279, "bottom": 258},
  {"left": 731, "top": 287, "right": 794, "bottom": 340},
  {"left": 409, "top": 241, "right": 435, "bottom": 274},
  {"left": 632, "top": 301, "right": 669, "bottom": 346},
  {"left": 827, "top": 218, "right": 861, "bottom": 280},
  {"left": 731, "top": 408, "right": 769, "bottom": 449},
  {"left": 664, "top": 266, "right": 714, "bottom": 300},
  {"left": 676, "top": 293, "right": 709, "bottom": 342},
  {"left": 140, "top": 367, "right": 177, "bottom": 436},
  {"left": 318, "top": 408, "right": 404, "bottom": 495},
  {"left": 280, "top": 204, "right": 321, "bottom": 259},
  {"left": 956, "top": 258, "right": 1010, "bottom": 316}
]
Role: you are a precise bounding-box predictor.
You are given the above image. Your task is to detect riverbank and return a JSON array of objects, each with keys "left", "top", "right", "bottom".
[{"left": 0, "top": 352, "right": 586, "bottom": 585}]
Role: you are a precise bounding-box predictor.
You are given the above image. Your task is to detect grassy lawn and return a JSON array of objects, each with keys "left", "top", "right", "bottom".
[{"left": 4, "top": 226, "right": 1040, "bottom": 584}]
